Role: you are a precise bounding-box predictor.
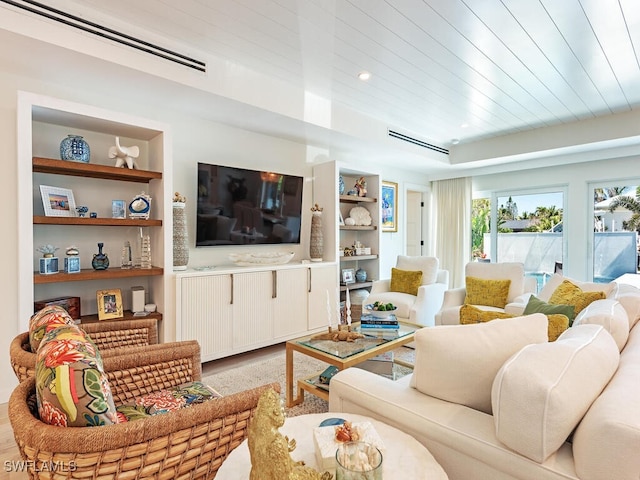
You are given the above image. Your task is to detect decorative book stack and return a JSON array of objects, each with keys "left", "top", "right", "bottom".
[{"left": 360, "top": 314, "right": 399, "bottom": 332}]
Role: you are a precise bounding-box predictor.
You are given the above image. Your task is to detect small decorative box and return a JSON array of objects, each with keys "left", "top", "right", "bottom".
[
  {"left": 355, "top": 247, "right": 367, "bottom": 256},
  {"left": 39, "top": 257, "right": 59, "bottom": 275},
  {"left": 34, "top": 296, "right": 81, "bottom": 320},
  {"left": 313, "top": 422, "right": 385, "bottom": 470},
  {"left": 64, "top": 256, "right": 81, "bottom": 273}
]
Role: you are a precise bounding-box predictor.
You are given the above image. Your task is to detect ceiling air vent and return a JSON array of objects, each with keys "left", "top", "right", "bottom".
[
  {"left": 388, "top": 129, "right": 449, "bottom": 155},
  {"left": 1, "top": 0, "right": 206, "bottom": 72}
]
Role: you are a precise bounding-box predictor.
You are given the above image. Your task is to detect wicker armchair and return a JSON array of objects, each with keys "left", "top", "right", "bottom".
[
  {"left": 10, "top": 339, "right": 280, "bottom": 479},
  {"left": 10, "top": 318, "right": 159, "bottom": 382}
]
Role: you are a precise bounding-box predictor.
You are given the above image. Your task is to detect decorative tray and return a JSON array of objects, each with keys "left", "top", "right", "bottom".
[{"left": 228, "top": 251, "right": 295, "bottom": 266}]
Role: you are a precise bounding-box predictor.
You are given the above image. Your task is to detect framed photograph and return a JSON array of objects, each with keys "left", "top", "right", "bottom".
[
  {"left": 112, "top": 200, "right": 126, "bottom": 219},
  {"left": 341, "top": 268, "right": 355, "bottom": 285},
  {"left": 96, "top": 288, "right": 124, "bottom": 320},
  {"left": 339, "top": 210, "right": 345, "bottom": 226},
  {"left": 40, "top": 185, "right": 76, "bottom": 217},
  {"left": 381, "top": 181, "right": 398, "bottom": 232}
]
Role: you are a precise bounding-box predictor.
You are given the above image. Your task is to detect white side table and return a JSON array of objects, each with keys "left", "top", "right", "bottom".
[{"left": 216, "top": 412, "right": 448, "bottom": 479}]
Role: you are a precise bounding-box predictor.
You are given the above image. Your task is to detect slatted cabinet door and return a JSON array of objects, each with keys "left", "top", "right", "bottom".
[
  {"left": 273, "top": 268, "right": 308, "bottom": 339},
  {"left": 179, "top": 274, "right": 233, "bottom": 361}
]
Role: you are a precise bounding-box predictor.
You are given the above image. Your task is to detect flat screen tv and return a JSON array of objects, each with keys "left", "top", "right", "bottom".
[{"left": 196, "top": 163, "right": 304, "bottom": 247}]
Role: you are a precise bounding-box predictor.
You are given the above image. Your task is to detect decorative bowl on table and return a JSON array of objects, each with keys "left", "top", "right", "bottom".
[
  {"left": 364, "top": 303, "right": 398, "bottom": 319},
  {"left": 228, "top": 251, "right": 294, "bottom": 266}
]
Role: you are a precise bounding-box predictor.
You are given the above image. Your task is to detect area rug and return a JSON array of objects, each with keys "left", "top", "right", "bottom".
[{"left": 201, "top": 347, "right": 415, "bottom": 417}]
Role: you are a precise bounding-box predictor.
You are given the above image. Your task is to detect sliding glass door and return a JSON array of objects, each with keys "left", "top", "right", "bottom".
[
  {"left": 486, "top": 189, "right": 564, "bottom": 291},
  {"left": 591, "top": 182, "right": 639, "bottom": 282}
]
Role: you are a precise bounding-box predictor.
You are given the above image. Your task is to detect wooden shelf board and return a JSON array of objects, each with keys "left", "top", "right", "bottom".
[
  {"left": 34, "top": 215, "right": 162, "bottom": 226},
  {"left": 339, "top": 195, "right": 377, "bottom": 203},
  {"left": 33, "top": 157, "right": 162, "bottom": 183},
  {"left": 340, "top": 225, "right": 377, "bottom": 231},
  {"left": 340, "top": 255, "right": 378, "bottom": 261},
  {"left": 79, "top": 310, "right": 162, "bottom": 324},
  {"left": 34, "top": 267, "right": 163, "bottom": 284},
  {"left": 340, "top": 281, "right": 373, "bottom": 291}
]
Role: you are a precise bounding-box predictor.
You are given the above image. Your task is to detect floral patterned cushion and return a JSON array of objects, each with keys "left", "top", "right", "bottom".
[
  {"left": 116, "top": 382, "right": 222, "bottom": 422},
  {"left": 29, "top": 305, "right": 76, "bottom": 352},
  {"left": 35, "top": 324, "right": 118, "bottom": 427}
]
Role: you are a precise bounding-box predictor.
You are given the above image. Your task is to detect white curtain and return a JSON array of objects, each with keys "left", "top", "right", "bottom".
[{"left": 431, "top": 177, "right": 472, "bottom": 288}]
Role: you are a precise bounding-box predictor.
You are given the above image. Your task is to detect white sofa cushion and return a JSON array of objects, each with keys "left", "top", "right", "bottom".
[
  {"left": 613, "top": 282, "right": 640, "bottom": 329},
  {"left": 573, "top": 324, "right": 640, "bottom": 480},
  {"left": 465, "top": 261, "right": 526, "bottom": 304},
  {"left": 410, "top": 313, "right": 548, "bottom": 414},
  {"left": 538, "top": 274, "right": 615, "bottom": 302},
  {"left": 492, "top": 324, "right": 620, "bottom": 463},
  {"left": 396, "top": 255, "right": 438, "bottom": 285},
  {"left": 573, "top": 299, "right": 629, "bottom": 351}
]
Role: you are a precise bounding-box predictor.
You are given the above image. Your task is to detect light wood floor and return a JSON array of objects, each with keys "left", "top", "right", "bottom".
[{"left": 0, "top": 343, "right": 285, "bottom": 480}]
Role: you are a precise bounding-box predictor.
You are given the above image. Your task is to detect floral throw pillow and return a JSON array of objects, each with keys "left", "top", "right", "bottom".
[
  {"left": 29, "top": 305, "right": 76, "bottom": 352},
  {"left": 116, "top": 382, "right": 222, "bottom": 422},
  {"left": 35, "top": 325, "right": 118, "bottom": 427}
]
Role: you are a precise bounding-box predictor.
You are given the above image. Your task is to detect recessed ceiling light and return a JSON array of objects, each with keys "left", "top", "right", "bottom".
[
  {"left": 358, "top": 71, "right": 371, "bottom": 81},
  {"left": 451, "top": 139, "right": 460, "bottom": 145}
]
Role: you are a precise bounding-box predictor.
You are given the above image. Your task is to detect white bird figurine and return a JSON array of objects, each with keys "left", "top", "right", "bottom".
[{"left": 109, "top": 136, "right": 140, "bottom": 169}]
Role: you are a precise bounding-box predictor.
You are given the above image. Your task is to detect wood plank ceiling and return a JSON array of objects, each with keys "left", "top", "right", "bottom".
[{"left": 33, "top": 0, "right": 640, "bottom": 162}]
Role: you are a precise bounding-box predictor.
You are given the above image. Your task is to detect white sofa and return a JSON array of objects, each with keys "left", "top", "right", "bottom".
[
  {"left": 435, "top": 262, "right": 536, "bottom": 326},
  {"left": 330, "top": 281, "right": 640, "bottom": 480}
]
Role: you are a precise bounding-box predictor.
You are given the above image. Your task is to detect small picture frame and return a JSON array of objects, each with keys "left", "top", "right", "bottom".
[
  {"left": 339, "top": 210, "right": 345, "bottom": 226},
  {"left": 112, "top": 200, "right": 126, "bottom": 219},
  {"left": 40, "top": 185, "right": 76, "bottom": 217},
  {"left": 341, "top": 268, "right": 355, "bottom": 285},
  {"left": 96, "top": 288, "right": 124, "bottom": 320}
]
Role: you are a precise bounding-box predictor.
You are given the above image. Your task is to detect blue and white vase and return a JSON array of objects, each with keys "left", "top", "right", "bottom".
[
  {"left": 60, "top": 135, "right": 90, "bottom": 163},
  {"left": 339, "top": 175, "right": 345, "bottom": 195},
  {"left": 91, "top": 242, "right": 109, "bottom": 270}
]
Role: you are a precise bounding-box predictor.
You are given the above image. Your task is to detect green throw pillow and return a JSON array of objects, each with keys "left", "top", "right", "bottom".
[
  {"left": 548, "top": 280, "right": 606, "bottom": 318},
  {"left": 464, "top": 276, "right": 512, "bottom": 309},
  {"left": 524, "top": 295, "right": 576, "bottom": 326},
  {"left": 390, "top": 268, "right": 423, "bottom": 296}
]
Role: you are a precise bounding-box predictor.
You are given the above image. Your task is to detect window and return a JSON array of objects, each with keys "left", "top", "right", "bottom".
[
  {"left": 473, "top": 189, "right": 565, "bottom": 292},
  {"left": 591, "top": 183, "right": 639, "bottom": 282}
]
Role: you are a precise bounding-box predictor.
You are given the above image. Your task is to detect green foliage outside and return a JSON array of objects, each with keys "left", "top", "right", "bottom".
[{"left": 471, "top": 196, "right": 564, "bottom": 258}]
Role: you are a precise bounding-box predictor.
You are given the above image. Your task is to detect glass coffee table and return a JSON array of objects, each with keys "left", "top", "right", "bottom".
[{"left": 286, "top": 322, "right": 420, "bottom": 407}]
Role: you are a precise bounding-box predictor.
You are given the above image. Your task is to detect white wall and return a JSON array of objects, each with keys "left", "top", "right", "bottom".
[
  {"left": 0, "top": 65, "right": 433, "bottom": 400},
  {"left": 472, "top": 156, "right": 640, "bottom": 282}
]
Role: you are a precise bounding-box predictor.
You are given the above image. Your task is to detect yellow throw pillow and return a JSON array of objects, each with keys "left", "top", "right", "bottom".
[
  {"left": 461, "top": 305, "right": 568, "bottom": 342},
  {"left": 464, "top": 277, "right": 512, "bottom": 309},
  {"left": 460, "top": 304, "right": 514, "bottom": 324},
  {"left": 549, "top": 280, "right": 606, "bottom": 317},
  {"left": 546, "top": 314, "right": 570, "bottom": 342},
  {"left": 390, "top": 268, "right": 423, "bottom": 296}
]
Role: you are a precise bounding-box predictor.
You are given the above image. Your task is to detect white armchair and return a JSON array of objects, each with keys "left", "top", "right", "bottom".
[
  {"left": 435, "top": 261, "right": 537, "bottom": 326},
  {"left": 364, "top": 256, "right": 449, "bottom": 327}
]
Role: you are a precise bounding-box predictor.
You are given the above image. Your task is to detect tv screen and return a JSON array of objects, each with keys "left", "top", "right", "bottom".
[{"left": 196, "top": 163, "right": 304, "bottom": 247}]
